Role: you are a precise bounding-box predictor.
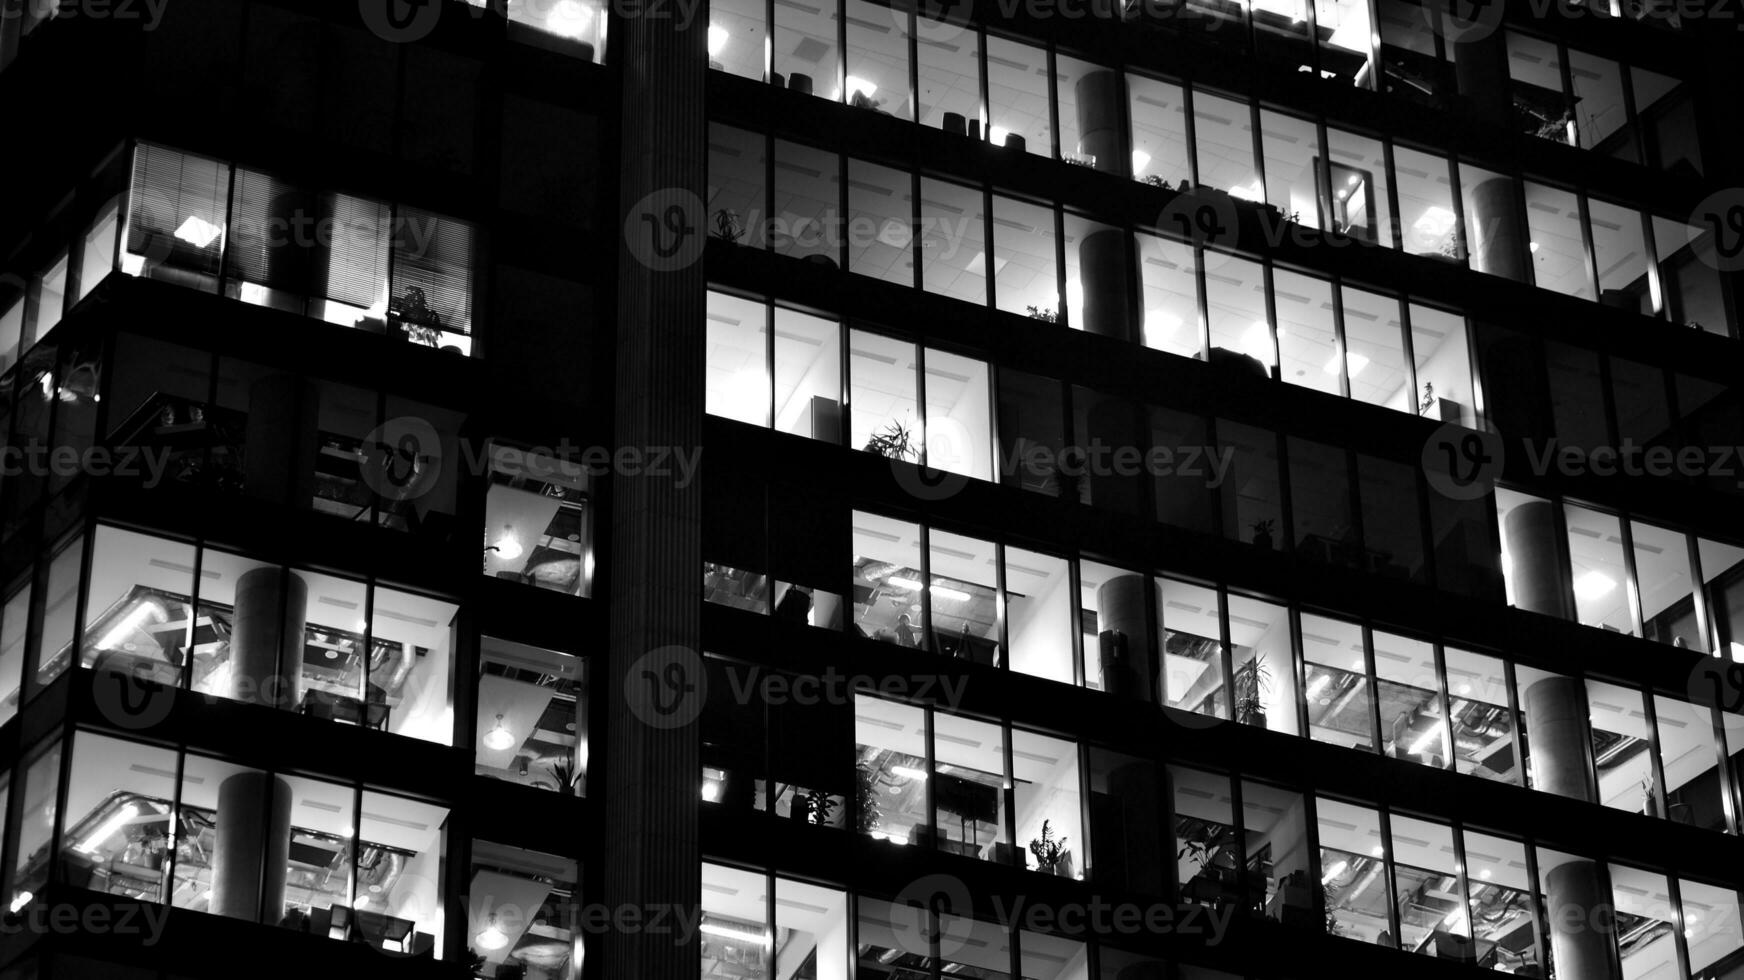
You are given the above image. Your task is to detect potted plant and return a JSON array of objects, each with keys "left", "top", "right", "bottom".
[
  {"left": 537, "top": 758, "right": 581, "bottom": 796},
  {"left": 1025, "top": 305, "right": 1059, "bottom": 323},
  {"left": 714, "top": 208, "right": 743, "bottom": 244},
  {"left": 1250, "top": 519, "right": 1276, "bottom": 551},
  {"left": 864, "top": 419, "right": 918, "bottom": 460},
  {"left": 1234, "top": 654, "right": 1272, "bottom": 728},
  {"left": 1028, "top": 819, "right": 1070, "bottom": 876},
  {"left": 794, "top": 788, "right": 837, "bottom": 826},
  {"left": 1177, "top": 820, "right": 1238, "bottom": 905},
  {"left": 854, "top": 762, "right": 882, "bottom": 835}
]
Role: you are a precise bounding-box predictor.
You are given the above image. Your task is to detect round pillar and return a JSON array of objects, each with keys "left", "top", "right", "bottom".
[
  {"left": 1465, "top": 178, "right": 1530, "bottom": 282},
  {"left": 1503, "top": 500, "right": 1571, "bottom": 619},
  {"left": 211, "top": 771, "right": 294, "bottom": 923},
  {"left": 1545, "top": 859, "right": 1621, "bottom": 980},
  {"left": 1453, "top": 30, "right": 1513, "bottom": 119},
  {"left": 243, "top": 373, "right": 320, "bottom": 506},
  {"left": 1078, "top": 229, "right": 1133, "bottom": 341},
  {"left": 1524, "top": 675, "right": 1594, "bottom": 802},
  {"left": 230, "top": 566, "right": 307, "bottom": 709},
  {"left": 1073, "top": 69, "right": 1123, "bottom": 174},
  {"left": 1096, "top": 574, "right": 1154, "bottom": 700}
]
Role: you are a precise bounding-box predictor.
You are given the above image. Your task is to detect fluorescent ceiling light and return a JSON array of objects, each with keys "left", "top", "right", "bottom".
[
  {"left": 1324, "top": 351, "right": 1370, "bottom": 377},
  {"left": 493, "top": 535, "right": 524, "bottom": 561},
  {"left": 546, "top": 0, "right": 594, "bottom": 39},
  {"left": 1144, "top": 309, "right": 1183, "bottom": 347},
  {"left": 78, "top": 804, "right": 139, "bottom": 855},
  {"left": 1241, "top": 321, "right": 1275, "bottom": 363},
  {"left": 701, "top": 780, "right": 721, "bottom": 802},
  {"left": 96, "top": 601, "right": 162, "bottom": 653},
  {"left": 1321, "top": 860, "right": 1347, "bottom": 884},
  {"left": 708, "top": 23, "right": 729, "bottom": 57},
  {"left": 1229, "top": 181, "right": 1264, "bottom": 202},
  {"left": 1406, "top": 727, "right": 1441, "bottom": 758},
  {"left": 890, "top": 765, "right": 928, "bottom": 781},
  {"left": 1411, "top": 206, "right": 1456, "bottom": 238},
  {"left": 1573, "top": 570, "right": 1617, "bottom": 601},
  {"left": 877, "top": 219, "right": 912, "bottom": 249},
  {"left": 845, "top": 75, "right": 877, "bottom": 100},
  {"left": 700, "top": 921, "right": 771, "bottom": 945},
  {"left": 1325, "top": 22, "right": 1367, "bottom": 52},
  {"left": 1131, "top": 150, "right": 1151, "bottom": 173},
  {"left": 988, "top": 126, "right": 1011, "bottom": 147},
  {"left": 174, "top": 217, "right": 222, "bottom": 248}
]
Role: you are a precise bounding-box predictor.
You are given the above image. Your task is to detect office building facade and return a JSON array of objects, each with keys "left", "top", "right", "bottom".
[{"left": 0, "top": 0, "right": 1741, "bottom": 978}]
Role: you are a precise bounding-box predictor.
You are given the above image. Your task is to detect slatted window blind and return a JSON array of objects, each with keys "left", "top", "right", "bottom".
[
  {"left": 390, "top": 207, "right": 475, "bottom": 337},
  {"left": 226, "top": 170, "right": 317, "bottom": 298},
  {"left": 125, "top": 144, "right": 230, "bottom": 285},
  {"left": 318, "top": 193, "right": 392, "bottom": 313}
]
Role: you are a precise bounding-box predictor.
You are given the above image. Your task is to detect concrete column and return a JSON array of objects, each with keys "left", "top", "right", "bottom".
[
  {"left": 210, "top": 771, "right": 293, "bottom": 923},
  {"left": 1078, "top": 230, "right": 1132, "bottom": 341},
  {"left": 1464, "top": 178, "right": 1530, "bottom": 282},
  {"left": 1523, "top": 675, "right": 1618, "bottom": 979},
  {"left": 1523, "top": 675, "right": 1594, "bottom": 801},
  {"left": 1545, "top": 859, "right": 1620, "bottom": 980},
  {"left": 606, "top": 1, "right": 706, "bottom": 977},
  {"left": 1503, "top": 500, "right": 1572, "bottom": 620},
  {"left": 1085, "top": 395, "right": 1141, "bottom": 512},
  {"left": 1073, "top": 69, "right": 1123, "bottom": 174},
  {"left": 1072, "top": 69, "right": 1132, "bottom": 341},
  {"left": 243, "top": 374, "right": 320, "bottom": 507},
  {"left": 229, "top": 566, "right": 306, "bottom": 709},
  {"left": 1477, "top": 329, "right": 1555, "bottom": 444},
  {"left": 1096, "top": 575, "right": 1154, "bottom": 701},
  {"left": 1453, "top": 28, "right": 1513, "bottom": 120},
  {"left": 1097, "top": 760, "right": 1163, "bottom": 894}
]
